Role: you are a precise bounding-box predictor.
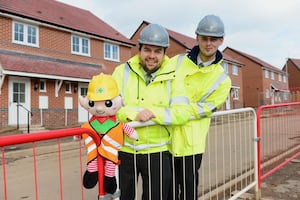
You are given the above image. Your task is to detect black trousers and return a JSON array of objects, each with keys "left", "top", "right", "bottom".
[
  {"left": 168, "top": 154, "right": 203, "bottom": 200},
  {"left": 119, "top": 151, "right": 171, "bottom": 200}
]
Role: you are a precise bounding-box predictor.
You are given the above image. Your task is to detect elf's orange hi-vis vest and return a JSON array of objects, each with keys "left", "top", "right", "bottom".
[
  {"left": 82, "top": 122, "right": 124, "bottom": 164},
  {"left": 98, "top": 122, "right": 123, "bottom": 164}
]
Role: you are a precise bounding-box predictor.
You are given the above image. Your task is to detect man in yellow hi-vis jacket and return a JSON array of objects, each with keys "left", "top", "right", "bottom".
[
  {"left": 168, "top": 15, "right": 232, "bottom": 200},
  {"left": 112, "top": 24, "right": 191, "bottom": 200}
]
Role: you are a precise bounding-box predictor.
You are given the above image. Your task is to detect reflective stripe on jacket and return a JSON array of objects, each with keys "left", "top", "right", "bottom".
[
  {"left": 82, "top": 122, "right": 98, "bottom": 164},
  {"left": 112, "top": 55, "right": 191, "bottom": 154},
  {"left": 169, "top": 50, "right": 232, "bottom": 156}
]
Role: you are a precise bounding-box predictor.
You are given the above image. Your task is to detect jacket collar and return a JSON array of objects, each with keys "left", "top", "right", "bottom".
[
  {"left": 187, "top": 45, "right": 223, "bottom": 65},
  {"left": 127, "top": 55, "right": 174, "bottom": 81}
]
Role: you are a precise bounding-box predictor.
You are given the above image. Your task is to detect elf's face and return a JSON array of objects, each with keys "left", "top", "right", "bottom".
[{"left": 79, "top": 95, "right": 123, "bottom": 117}]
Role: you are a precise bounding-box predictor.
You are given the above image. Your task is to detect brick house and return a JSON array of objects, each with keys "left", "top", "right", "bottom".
[
  {"left": 224, "top": 47, "right": 289, "bottom": 108},
  {"left": 222, "top": 53, "right": 244, "bottom": 109},
  {"left": 0, "top": 0, "right": 135, "bottom": 129},
  {"left": 130, "top": 21, "right": 243, "bottom": 110},
  {"left": 282, "top": 58, "right": 300, "bottom": 102}
]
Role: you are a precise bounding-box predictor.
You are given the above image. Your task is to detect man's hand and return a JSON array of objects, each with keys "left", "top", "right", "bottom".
[{"left": 135, "top": 109, "right": 155, "bottom": 122}]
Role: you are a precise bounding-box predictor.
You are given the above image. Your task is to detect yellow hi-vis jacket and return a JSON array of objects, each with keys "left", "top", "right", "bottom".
[
  {"left": 169, "top": 51, "right": 232, "bottom": 157},
  {"left": 112, "top": 55, "right": 191, "bottom": 154}
]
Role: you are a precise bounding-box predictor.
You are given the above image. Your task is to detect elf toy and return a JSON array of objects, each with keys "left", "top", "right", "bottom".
[{"left": 79, "top": 73, "right": 138, "bottom": 198}]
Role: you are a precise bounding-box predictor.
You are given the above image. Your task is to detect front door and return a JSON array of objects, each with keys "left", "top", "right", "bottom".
[{"left": 8, "top": 77, "right": 31, "bottom": 125}]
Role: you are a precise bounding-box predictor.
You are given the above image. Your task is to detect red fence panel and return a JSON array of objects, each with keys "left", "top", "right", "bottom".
[
  {"left": 256, "top": 102, "right": 300, "bottom": 191},
  {"left": 0, "top": 127, "right": 103, "bottom": 200}
]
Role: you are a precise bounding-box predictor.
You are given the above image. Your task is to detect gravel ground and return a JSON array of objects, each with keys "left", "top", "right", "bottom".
[{"left": 260, "top": 157, "right": 300, "bottom": 200}]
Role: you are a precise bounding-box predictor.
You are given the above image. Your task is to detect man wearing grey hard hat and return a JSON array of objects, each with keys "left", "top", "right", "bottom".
[
  {"left": 168, "top": 15, "right": 232, "bottom": 200},
  {"left": 112, "top": 23, "right": 191, "bottom": 200}
]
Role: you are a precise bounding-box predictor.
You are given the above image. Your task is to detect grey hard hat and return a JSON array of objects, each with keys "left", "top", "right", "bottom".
[
  {"left": 195, "top": 15, "right": 225, "bottom": 37},
  {"left": 138, "top": 24, "right": 170, "bottom": 47}
]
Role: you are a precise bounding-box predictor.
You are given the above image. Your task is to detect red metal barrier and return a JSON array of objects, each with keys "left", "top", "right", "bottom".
[
  {"left": 256, "top": 102, "right": 300, "bottom": 190},
  {"left": 0, "top": 127, "right": 105, "bottom": 200}
]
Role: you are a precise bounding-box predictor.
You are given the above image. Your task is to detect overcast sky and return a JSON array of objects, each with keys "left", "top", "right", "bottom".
[{"left": 57, "top": 0, "right": 300, "bottom": 69}]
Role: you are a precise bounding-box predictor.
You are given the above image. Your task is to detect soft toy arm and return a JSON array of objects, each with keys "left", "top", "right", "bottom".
[{"left": 122, "top": 123, "right": 138, "bottom": 140}]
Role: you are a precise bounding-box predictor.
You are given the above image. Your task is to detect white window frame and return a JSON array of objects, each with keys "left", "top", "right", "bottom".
[
  {"left": 283, "top": 75, "right": 287, "bottom": 83},
  {"left": 40, "top": 80, "right": 46, "bottom": 92},
  {"left": 265, "top": 88, "right": 270, "bottom": 98},
  {"left": 232, "top": 65, "right": 238, "bottom": 75},
  {"left": 71, "top": 35, "right": 90, "bottom": 56},
  {"left": 104, "top": 43, "right": 120, "bottom": 62},
  {"left": 264, "top": 70, "right": 269, "bottom": 79},
  {"left": 13, "top": 21, "right": 39, "bottom": 47},
  {"left": 222, "top": 62, "right": 228, "bottom": 74},
  {"left": 271, "top": 71, "right": 275, "bottom": 80},
  {"left": 278, "top": 74, "right": 282, "bottom": 82},
  {"left": 65, "top": 82, "right": 71, "bottom": 94},
  {"left": 231, "top": 86, "right": 239, "bottom": 100}
]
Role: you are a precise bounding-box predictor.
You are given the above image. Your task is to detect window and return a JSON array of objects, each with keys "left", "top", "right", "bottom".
[
  {"left": 65, "top": 82, "right": 71, "bottom": 93},
  {"left": 271, "top": 71, "right": 274, "bottom": 80},
  {"left": 265, "top": 89, "right": 270, "bottom": 98},
  {"left": 13, "top": 21, "right": 38, "bottom": 47},
  {"left": 13, "top": 82, "right": 25, "bottom": 103},
  {"left": 40, "top": 80, "right": 46, "bottom": 92},
  {"left": 72, "top": 35, "right": 90, "bottom": 56},
  {"left": 283, "top": 75, "right": 287, "bottom": 83},
  {"left": 80, "top": 87, "right": 88, "bottom": 97},
  {"left": 278, "top": 74, "right": 282, "bottom": 82},
  {"left": 104, "top": 43, "right": 119, "bottom": 61},
  {"left": 232, "top": 87, "right": 239, "bottom": 100},
  {"left": 222, "top": 62, "right": 228, "bottom": 74},
  {"left": 264, "top": 70, "right": 269, "bottom": 78},
  {"left": 232, "top": 65, "right": 238, "bottom": 75}
]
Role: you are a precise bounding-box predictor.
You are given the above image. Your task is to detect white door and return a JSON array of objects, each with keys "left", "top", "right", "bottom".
[
  {"left": 8, "top": 77, "right": 31, "bottom": 125},
  {"left": 225, "top": 96, "right": 230, "bottom": 110},
  {"left": 78, "top": 83, "right": 90, "bottom": 123}
]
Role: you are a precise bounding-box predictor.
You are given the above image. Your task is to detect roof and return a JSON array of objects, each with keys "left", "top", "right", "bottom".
[
  {"left": 289, "top": 58, "right": 300, "bottom": 70},
  {"left": 167, "top": 29, "right": 197, "bottom": 50},
  {"left": 0, "top": 0, "right": 134, "bottom": 46},
  {"left": 133, "top": 21, "right": 197, "bottom": 50},
  {"left": 270, "top": 82, "right": 289, "bottom": 92},
  {"left": 222, "top": 52, "right": 244, "bottom": 66},
  {"left": 0, "top": 50, "right": 103, "bottom": 82},
  {"left": 225, "top": 47, "right": 283, "bottom": 73}
]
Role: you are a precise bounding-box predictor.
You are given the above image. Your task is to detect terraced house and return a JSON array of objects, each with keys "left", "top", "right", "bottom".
[{"left": 0, "top": 0, "right": 134, "bottom": 129}]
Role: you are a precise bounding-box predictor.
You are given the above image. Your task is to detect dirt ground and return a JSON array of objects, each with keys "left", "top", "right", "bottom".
[{"left": 260, "top": 157, "right": 300, "bottom": 200}]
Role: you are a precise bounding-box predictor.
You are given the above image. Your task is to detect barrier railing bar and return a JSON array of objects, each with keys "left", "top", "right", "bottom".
[
  {"left": 261, "top": 149, "right": 300, "bottom": 180},
  {"left": 57, "top": 139, "right": 63, "bottom": 200},
  {"left": 32, "top": 143, "right": 39, "bottom": 200},
  {"left": 1, "top": 147, "right": 8, "bottom": 200}
]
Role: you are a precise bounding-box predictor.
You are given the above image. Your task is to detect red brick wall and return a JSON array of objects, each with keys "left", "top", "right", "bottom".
[
  {"left": 0, "top": 77, "right": 9, "bottom": 128},
  {"left": 0, "top": 16, "right": 132, "bottom": 75},
  {"left": 29, "top": 79, "right": 80, "bottom": 126}
]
